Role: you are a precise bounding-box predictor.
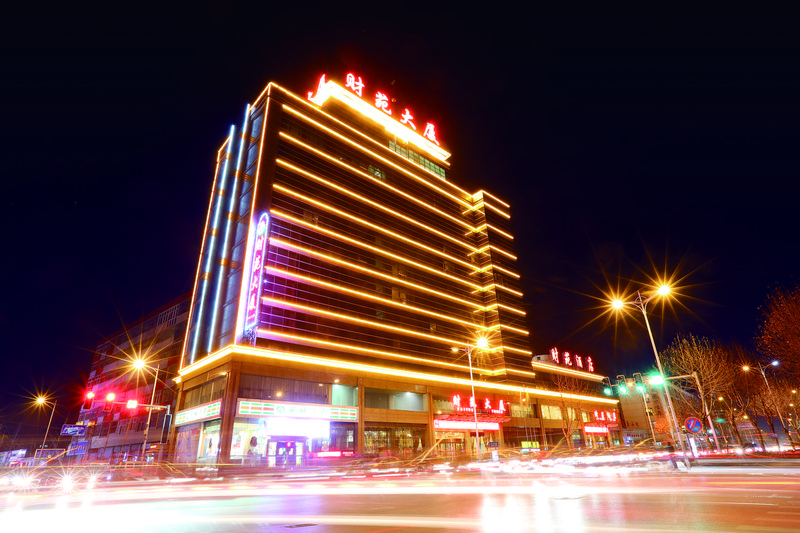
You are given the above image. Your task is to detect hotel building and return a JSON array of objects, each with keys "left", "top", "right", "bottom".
[{"left": 174, "top": 73, "right": 617, "bottom": 466}]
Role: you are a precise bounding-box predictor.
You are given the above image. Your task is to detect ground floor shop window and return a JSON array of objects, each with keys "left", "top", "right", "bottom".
[
  {"left": 230, "top": 418, "right": 355, "bottom": 465},
  {"left": 502, "top": 426, "right": 543, "bottom": 450},
  {"left": 364, "top": 423, "right": 426, "bottom": 457}
]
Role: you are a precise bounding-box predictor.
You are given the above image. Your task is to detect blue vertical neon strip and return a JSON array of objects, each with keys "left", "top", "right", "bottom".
[
  {"left": 207, "top": 105, "right": 250, "bottom": 352},
  {"left": 190, "top": 125, "right": 235, "bottom": 362}
]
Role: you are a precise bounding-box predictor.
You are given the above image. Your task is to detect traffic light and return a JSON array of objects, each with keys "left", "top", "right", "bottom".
[
  {"left": 104, "top": 392, "right": 115, "bottom": 412},
  {"left": 126, "top": 399, "right": 138, "bottom": 409},
  {"left": 633, "top": 373, "right": 645, "bottom": 393},
  {"left": 602, "top": 378, "right": 613, "bottom": 396},
  {"left": 616, "top": 375, "right": 628, "bottom": 395},
  {"left": 82, "top": 391, "right": 95, "bottom": 410}
]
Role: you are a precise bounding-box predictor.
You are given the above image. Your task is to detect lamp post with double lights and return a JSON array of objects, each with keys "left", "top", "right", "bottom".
[
  {"left": 612, "top": 285, "right": 688, "bottom": 461},
  {"left": 451, "top": 337, "right": 489, "bottom": 460},
  {"left": 742, "top": 361, "right": 790, "bottom": 448},
  {"left": 35, "top": 396, "right": 57, "bottom": 460}
]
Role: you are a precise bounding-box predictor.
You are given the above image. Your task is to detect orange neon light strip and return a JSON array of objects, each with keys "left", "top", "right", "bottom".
[
  {"left": 269, "top": 210, "right": 484, "bottom": 291},
  {"left": 279, "top": 132, "right": 476, "bottom": 232},
  {"left": 272, "top": 184, "right": 479, "bottom": 271},
  {"left": 275, "top": 159, "right": 475, "bottom": 252},
  {"left": 307, "top": 78, "right": 450, "bottom": 163},
  {"left": 178, "top": 345, "right": 618, "bottom": 405},
  {"left": 530, "top": 361, "right": 602, "bottom": 380},
  {"left": 467, "top": 224, "right": 515, "bottom": 241},
  {"left": 261, "top": 296, "right": 469, "bottom": 346},
  {"left": 265, "top": 266, "right": 494, "bottom": 330},
  {"left": 473, "top": 190, "right": 510, "bottom": 209},
  {"left": 257, "top": 330, "right": 490, "bottom": 375},
  {"left": 267, "top": 237, "right": 483, "bottom": 308},
  {"left": 281, "top": 106, "right": 477, "bottom": 210}
]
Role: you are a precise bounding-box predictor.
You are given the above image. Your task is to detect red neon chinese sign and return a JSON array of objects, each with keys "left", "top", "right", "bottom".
[
  {"left": 452, "top": 394, "right": 507, "bottom": 415},
  {"left": 245, "top": 213, "right": 270, "bottom": 332},
  {"left": 310, "top": 72, "right": 443, "bottom": 147},
  {"left": 593, "top": 410, "right": 618, "bottom": 423},
  {"left": 549, "top": 347, "right": 595, "bottom": 373}
]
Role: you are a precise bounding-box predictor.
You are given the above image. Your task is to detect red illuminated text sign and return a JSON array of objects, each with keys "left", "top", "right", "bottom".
[
  {"left": 245, "top": 213, "right": 270, "bottom": 332},
  {"left": 550, "top": 347, "right": 594, "bottom": 372},
  {"left": 310, "top": 72, "right": 442, "bottom": 146},
  {"left": 452, "top": 394, "right": 507, "bottom": 415},
  {"left": 584, "top": 425, "right": 609, "bottom": 434},
  {"left": 593, "top": 410, "right": 617, "bottom": 423}
]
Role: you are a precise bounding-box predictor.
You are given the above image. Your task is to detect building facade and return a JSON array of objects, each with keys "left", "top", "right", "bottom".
[
  {"left": 173, "top": 73, "right": 617, "bottom": 467},
  {"left": 72, "top": 294, "right": 190, "bottom": 462}
]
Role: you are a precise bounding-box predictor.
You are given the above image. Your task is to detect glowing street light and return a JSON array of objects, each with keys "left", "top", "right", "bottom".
[
  {"left": 35, "top": 396, "right": 57, "bottom": 459},
  {"left": 742, "top": 360, "right": 790, "bottom": 447},
  {"left": 130, "top": 358, "right": 164, "bottom": 461},
  {"left": 452, "top": 336, "right": 489, "bottom": 460},
  {"left": 610, "top": 285, "right": 687, "bottom": 460}
]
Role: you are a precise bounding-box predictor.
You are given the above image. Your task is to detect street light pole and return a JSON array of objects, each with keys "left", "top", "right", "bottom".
[
  {"left": 465, "top": 344, "right": 482, "bottom": 461},
  {"left": 39, "top": 399, "right": 57, "bottom": 459},
  {"left": 453, "top": 337, "right": 488, "bottom": 460},
  {"left": 745, "top": 362, "right": 789, "bottom": 449},
  {"left": 634, "top": 290, "right": 689, "bottom": 461},
  {"left": 141, "top": 365, "right": 160, "bottom": 461}
]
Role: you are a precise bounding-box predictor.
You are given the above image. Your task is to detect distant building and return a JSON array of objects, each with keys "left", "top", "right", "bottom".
[
  {"left": 611, "top": 373, "right": 669, "bottom": 446},
  {"left": 174, "top": 72, "right": 617, "bottom": 467},
  {"left": 73, "top": 294, "right": 190, "bottom": 462}
]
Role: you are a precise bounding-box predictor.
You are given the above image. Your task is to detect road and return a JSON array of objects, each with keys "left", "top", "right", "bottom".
[{"left": 4, "top": 466, "right": 800, "bottom": 532}]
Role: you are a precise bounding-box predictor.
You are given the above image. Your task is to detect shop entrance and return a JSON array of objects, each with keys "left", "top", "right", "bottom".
[{"left": 266, "top": 438, "right": 305, "bottom": 467}]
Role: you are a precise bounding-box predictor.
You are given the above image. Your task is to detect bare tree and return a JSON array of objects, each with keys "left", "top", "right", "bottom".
[
  {"left": 549, "top": 373, "right": 595, "bottom": 449},
  {"left": 661, "top": 334, "right": 736, "bottom": 447},
  {"left": 757, "top": 282, "right": 800, "bottom": 376}
]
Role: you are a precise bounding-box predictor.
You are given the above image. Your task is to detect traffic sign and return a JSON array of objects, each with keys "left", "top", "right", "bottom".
[
  {"left": 684, "top": 417, "right": 703, "bottom": 433},
  {"left": 60, "top": 424, "right": 87, "bottom": 436}
]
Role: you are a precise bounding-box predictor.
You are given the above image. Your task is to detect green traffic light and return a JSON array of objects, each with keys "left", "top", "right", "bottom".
[
  {"left": 618, "top": 385, "right": 628, "bottom": 394},
  {"left": 635, "top": 384, "right": 645, "bottom": 392},
  {"left": 603, "top": 387, "right": 612, "bottom": 396}
]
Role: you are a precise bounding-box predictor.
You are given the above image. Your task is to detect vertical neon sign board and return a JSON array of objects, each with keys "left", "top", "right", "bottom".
[{"left": 245, "top": 213, "right": 270, "bottom": 336}]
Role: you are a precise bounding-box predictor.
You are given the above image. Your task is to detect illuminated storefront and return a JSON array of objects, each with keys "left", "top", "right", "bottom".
[{"left": 173, "top": 72, "right": 617, "bottom": 466}]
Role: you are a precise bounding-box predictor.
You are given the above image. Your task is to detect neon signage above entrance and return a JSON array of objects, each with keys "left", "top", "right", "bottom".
[
  {"left": 434, "top": 419, "right": 500, "bottom": 431},
  {"left": 452, "top": 394, "right": 507, "bottom": 415}
]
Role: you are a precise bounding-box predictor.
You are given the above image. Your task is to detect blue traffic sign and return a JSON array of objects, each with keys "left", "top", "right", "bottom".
[
  {"left": 60, "top": 424, "right": 86, "bottom": 437},
  {"left": 684, "top": 417, "right": 703, "bottom": 433}
]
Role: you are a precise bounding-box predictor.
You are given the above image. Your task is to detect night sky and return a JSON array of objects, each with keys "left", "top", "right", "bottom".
[{"left": 2, "top": 10, "right": 798, "bottom": 435}]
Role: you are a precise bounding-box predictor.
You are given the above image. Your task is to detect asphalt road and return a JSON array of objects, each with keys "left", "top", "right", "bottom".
[{"left": 4, "top": 466, "right": 800, "bottom": 532}]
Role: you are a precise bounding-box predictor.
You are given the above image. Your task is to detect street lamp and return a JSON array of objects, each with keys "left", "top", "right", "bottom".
[
  {"left": 742, "top": 360, "right": 790, "bottom": 449},
  {"left": 132, "top": 358, "right": 162, "bottom": 461},
  {"left": 35, "top": 396, "right": 57, "bottom": 460},
  {"left": 612, "top": 286, "right": 688, "bottom": 461},
  {"left": 452, "top": 336, "right": 489, "bottom": 460}
]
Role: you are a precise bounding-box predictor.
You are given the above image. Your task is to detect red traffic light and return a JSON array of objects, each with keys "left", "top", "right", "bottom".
[
  {"left": 82, "top": 391, "right": 96, "bottom": 410},
  {"left": 126, "top": 400, "right": 138, "bottom": 409},
  {"left": 103, "top": 392, "right": 116, "bottom": 411}
]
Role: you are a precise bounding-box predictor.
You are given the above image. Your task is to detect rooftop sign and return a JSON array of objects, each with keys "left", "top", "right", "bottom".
[{"left": 307, "top": 73, "right": 450, "bottom": 164}]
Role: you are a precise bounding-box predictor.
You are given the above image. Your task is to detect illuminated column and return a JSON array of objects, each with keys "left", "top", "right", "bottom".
[{"left": 217, "top": 363, "right": 240, "bottom": 464}]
